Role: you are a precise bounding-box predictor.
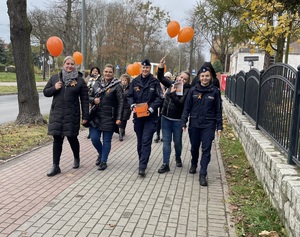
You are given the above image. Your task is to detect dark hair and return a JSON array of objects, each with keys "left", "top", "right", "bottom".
[{"left": 90, "top": 66, "right": 101, "bottom": 76}]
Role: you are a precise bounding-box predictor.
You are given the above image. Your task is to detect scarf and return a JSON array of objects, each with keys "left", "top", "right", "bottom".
[{"left": 62, "top": 69, "right": 79, "bottom": 86}]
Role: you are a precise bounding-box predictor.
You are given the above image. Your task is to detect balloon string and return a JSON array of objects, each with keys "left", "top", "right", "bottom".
[{"left": 162, "top": 49, "right": 171, "bottom": 59}]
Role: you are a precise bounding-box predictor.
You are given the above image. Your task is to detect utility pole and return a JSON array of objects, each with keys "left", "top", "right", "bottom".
[{"left": 81, "top": 0, "right": 86, "bottom": 74}]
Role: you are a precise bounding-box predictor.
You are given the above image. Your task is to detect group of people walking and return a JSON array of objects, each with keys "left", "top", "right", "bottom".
[{"left": 43, "top": 56, "right": 222, "bottom": 186}]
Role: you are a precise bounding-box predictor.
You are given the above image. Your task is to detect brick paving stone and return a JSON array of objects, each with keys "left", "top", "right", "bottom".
[{"left": 1, "top": 120, "right": 235, "bottom": 237}]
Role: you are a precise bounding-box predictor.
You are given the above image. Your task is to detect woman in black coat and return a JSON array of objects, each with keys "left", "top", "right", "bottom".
[
  {"left": 118, "top": 73, "right": 132, "bottom": 141},
  {"left": 89, "top": 64, "right": 124, "bottom": 170},
  {"left": 43, "top": 56, "right": 89, "bottom": 177}
]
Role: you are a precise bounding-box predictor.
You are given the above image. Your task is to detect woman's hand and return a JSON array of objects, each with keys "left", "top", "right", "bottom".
[
  {"left": 158, "top": 57, "right": 166, "bottom": 68},
  {"left": 116, "top": 120, "right": 121, "bottom": 125},
  {"left": 55, "top": 81, "right": 62, "bottom": 90},
  {"left": 82, "top": 119, "right": 88, "bottom": 125},
  {"left": 94, "top": 98, "right": 100, "bottom": 104},
  {"left": 170, "top": 84, "right": 176, "bottom": 93},
  {"left": 217, "top": 130, "right": 221, "bottom": 140}
]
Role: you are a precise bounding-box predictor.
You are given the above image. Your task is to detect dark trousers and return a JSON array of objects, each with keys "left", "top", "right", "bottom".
[
  {"left": 52, "top": 135, "right": 79, "bottom": 165},
  {"left": 188, "top": 127, "right": 215, "bottom": 176},
  {"left": 134, "top": 117, "right": 157, "bottom": 170},
  {"left": 119, "top": 120, "right": 128, "bottom": 130}
]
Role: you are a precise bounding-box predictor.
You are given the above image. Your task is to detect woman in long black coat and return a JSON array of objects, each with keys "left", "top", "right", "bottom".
[
  {"left": 89, "top": 64, "right": 124, "bottom": 170},
  {"left": 43, "top": 56, "right": 89, "bottom": 177}
]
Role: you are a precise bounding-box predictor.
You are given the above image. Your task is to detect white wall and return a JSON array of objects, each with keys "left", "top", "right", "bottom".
[
  {"left": 230, "top": 51, "right": 265, "bottom": 74},
  {"left": 230, "top": 50, "right": 300, "bottom": 74},
  {"left": 287, "top": 54, "right": 300, "bottom": 71}
]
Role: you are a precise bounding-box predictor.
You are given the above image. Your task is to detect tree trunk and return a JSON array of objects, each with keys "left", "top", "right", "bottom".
[
  {"left": 275, "top": 35, "right": 284, "bottom": 63},
  {"left": 263, "top": 51, "right": 271, "bottom": 70},
  {"left": 7, "top": 0, "right": 45, "bottom": 124}
]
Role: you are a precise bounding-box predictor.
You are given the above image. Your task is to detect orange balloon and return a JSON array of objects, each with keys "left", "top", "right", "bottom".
[
  {"left": 177, "top": 27, "right": 194, "bottom": 43},
  {"left": 73, "top": 51, "right": 83, "bottom": 65},
  {"left": 133, "top": 62, "right": 141, "bottom": 75},
  {"left": 127, "top": 64, "right": 135, "bottom": 76},
  {"left": 167, "top": 21, "right": 180, "bottom": 38},
  {"left": 46, "top": 36, "right": 63, "bottom": 57}
]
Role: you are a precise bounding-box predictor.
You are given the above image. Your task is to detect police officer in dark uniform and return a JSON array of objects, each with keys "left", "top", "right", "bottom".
[
  {"left": 127, "top": 59, "right": 164, "bottom": 177},
  {"left": 181, "top": 66, "right": 223, "bottom": 186}
]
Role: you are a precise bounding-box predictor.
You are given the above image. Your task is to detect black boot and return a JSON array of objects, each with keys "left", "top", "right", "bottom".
[
  {"left": 47, "top": 164, "right": 61, "bottom": 177},
  {"left": 98, "top": 162, "right": 107, "bottom": 171},
  {"left": 138, "top": 168, "right": 146, "bottom": 177},
  {"left": 175, "top": 157, "right": 182, "bottom": 167},
  {"left": 95, "top": 155, "right": 101, "bottom": 166},
  {"left": 200, "top": 175, "right": 208, "bottom": 186},
  {"left": 158, "top": 164, "right": 170, "bottom": 173},
  {"left": 189, "top": 164, "right": 197, "bottom": 174},
  {"left": 119, "top": 129, "right": 124, "bottom": 141},
  {"left": 73, "top": 158, "right": 80, "bottom": 169}
]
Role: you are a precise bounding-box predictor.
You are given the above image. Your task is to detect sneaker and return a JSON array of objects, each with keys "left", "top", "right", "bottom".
[
  {"left": 200, "top": 175, "right": 208, "bottom": 186},
  {"left": 158, "top": 164, "right": 170, "bottom": 173},
  {"left": 98, "top": 162, "right": 107, "bottom": 171},
  {"left": 189, "top": 165, "right": 197, "bottom": 174}
]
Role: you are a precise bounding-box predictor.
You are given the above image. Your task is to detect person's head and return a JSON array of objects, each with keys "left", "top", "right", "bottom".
[
  {"left": 120, "top": 74, "right": 131, "bottom": 86},
  {"left": 198, "top": 66, "right": 212, "bottom": 86},
  {"left": 103, "top": 64, "right": 114, "bottom": 81},
  {"left": 176, "top": 71, "right": 190, "bottom": 85},
  {"left": 141, "top": 59, "right": 151, "bottom": 78},
  {"left": 198, "top": 62, "right": 216, "bottom": 79},
  {"left": 90, "top": 67, "right": 101, "bottom": 77},
  {"left": 63, "top": 56, "right": 76, "bottom": 73},
  {"left": 164, "top": 71, "right": 172, "bottom": 80}
]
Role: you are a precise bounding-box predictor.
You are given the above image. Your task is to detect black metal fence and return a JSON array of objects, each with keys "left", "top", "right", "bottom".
[{"left": 225, "top": 63, "right": 300, "bottom": 167}]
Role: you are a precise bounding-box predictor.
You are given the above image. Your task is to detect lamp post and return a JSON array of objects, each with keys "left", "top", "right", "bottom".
[{"left": 81, "top": 0, "right": 86, "bottom": 74}]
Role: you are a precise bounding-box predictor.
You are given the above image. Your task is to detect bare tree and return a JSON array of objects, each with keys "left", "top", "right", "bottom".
[{"left": 7, "top": 0, "right": 45, "bottom": 124}]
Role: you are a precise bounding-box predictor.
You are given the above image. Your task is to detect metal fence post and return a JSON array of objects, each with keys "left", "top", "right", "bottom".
[
  {"left": 288, "top": 65, "right": 300, "bottom": 165},
  {"left": 255, "top": 70, "right": 263, "bottom": 130},
  {"left": 242, "top": 72, "right": 247, "bottom": 115}
]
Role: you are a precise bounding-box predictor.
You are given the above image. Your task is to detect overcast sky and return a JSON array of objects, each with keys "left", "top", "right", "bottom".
[{"left": 0, "top": 0, "right": 208, "bottom": 59}]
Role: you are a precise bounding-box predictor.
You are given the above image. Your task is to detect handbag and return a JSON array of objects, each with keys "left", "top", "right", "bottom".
[
  {"left": 135, "top": 103, "right": 149, "bottom": 118},
  {"left": 82, "top": 105, "right": 98, "bottom": 128}
]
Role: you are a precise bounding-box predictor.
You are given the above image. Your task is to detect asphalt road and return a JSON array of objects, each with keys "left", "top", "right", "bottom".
[{"left": 0, "top": 93, "right": 52, "bottom": 124}]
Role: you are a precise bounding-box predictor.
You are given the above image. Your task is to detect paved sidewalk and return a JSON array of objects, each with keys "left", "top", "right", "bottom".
[{"left": 0, "top": 123, "right": 235, "bottom": 237}]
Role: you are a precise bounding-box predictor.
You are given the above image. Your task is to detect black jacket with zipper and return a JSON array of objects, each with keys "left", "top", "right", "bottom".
[
  {"left": 89, "top": 78, "right": 124, "bottom": 131},
  {"left": 43, "top": 71, "right": 89, "bottom": 137},
  {"left": 157, "top": 67, "right": 191, "bottom": 120}
]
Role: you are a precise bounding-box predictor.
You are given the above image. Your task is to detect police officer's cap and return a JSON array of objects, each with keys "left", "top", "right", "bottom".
[
  {"left": 199, "top": 66, "right": 211, "bottom": 73},
  {"left": 141, "top": 59, "right": 151, "bottom": 66}
]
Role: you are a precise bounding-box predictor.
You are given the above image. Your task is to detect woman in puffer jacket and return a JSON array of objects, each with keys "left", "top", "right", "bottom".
[
  {"left": 43, "top": 56, "right": 89, "bottom": 177},
  {"left": 89, "top": 64, "right": 124, "bottom": 171}
]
